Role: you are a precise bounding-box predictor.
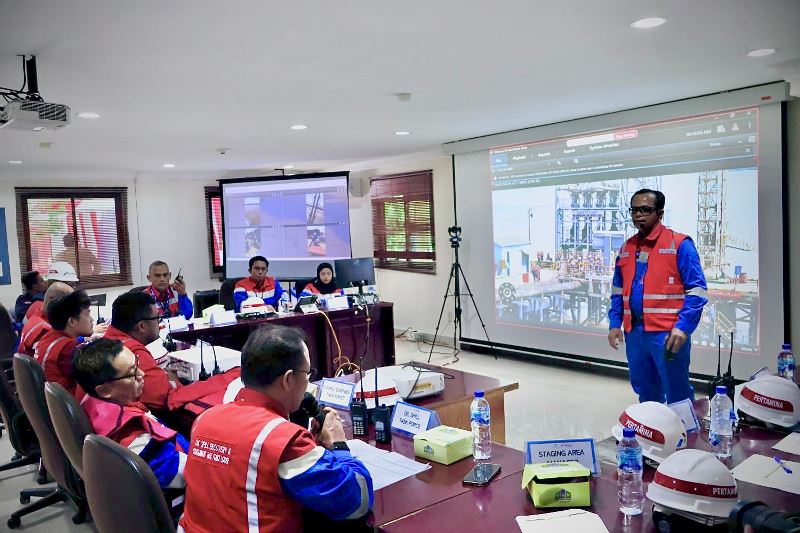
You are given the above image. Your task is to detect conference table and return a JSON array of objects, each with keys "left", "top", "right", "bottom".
[
  {"left": 371, "top": 399, "right": 800, "bottom": 533},
  {"left": 330, "top": 363, "right": 519, "bottom": 445},
  {"left": 170, "top": 302, "right": 395, "bottom": 377}
]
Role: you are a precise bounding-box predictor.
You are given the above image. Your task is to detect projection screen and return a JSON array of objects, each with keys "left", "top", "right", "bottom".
[{"left": 447, "top": 83, "right": 789, "bottom": 380}]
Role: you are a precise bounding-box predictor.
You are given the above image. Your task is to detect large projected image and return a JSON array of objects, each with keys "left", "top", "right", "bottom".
[
  {"left": 222, "top": 175, "right": 352, "bottom": 278},
  {"left": 490, "top": 108, "right": 760, "bottom": 354}
]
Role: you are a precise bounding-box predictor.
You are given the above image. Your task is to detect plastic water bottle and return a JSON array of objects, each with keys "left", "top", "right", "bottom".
[
  {"left": 709, "top": 385, "right": 734, "bottom": 459},
  {"left": 777, "top": 343, "right": 795, "bottom": 382},
  {"left": 470, "top": 390, "right": 491, "bottom": 461},
  {"left": 617, "top": 427, "right": 644, "bottom": 516},
  {"left": 279, "top": 292, "right": 290, "bottom": 314}
]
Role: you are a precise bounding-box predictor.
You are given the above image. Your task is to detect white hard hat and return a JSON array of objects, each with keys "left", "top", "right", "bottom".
[
  {"left": 46, "top": 261, "right": 79, "bottom": 282},
  {"left": 734, "top": 375, "right": 800, "bottom": 428},
  {"left": 241, "top": 296, "right": 268, "bottom": 312},
  {"left": 611, "top": 401, "right": 687, "bottom": 463},
  {"left": 647, "top": 449, "right": 738, "bottom": 518}
]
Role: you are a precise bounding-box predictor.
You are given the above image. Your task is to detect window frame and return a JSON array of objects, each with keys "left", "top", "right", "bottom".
[
  {"left": 370, "top": 170, "right": 436, "bottom": 274},
  {"left": 15, "top": 186, "right": 132, "bottom": 289},
  {"left": 205, "top": 186, "right": 224, "bottom": 275}
]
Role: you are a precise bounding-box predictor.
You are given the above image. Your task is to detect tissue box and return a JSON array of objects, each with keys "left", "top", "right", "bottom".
[
  {"left": 413, "top": 425, "right": 473, "bottom": 465},
  {"left": 521, "top": 461, "right": 591, "bottom": 508}
]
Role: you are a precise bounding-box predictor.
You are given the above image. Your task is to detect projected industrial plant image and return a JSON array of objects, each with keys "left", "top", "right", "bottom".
[{"left": 491, "top": 170, "right": 759, "bottom": 353}]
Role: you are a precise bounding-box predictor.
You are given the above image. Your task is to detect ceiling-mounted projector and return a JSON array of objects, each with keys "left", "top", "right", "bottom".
[
  {"left": 0, "top": 55, "right": 70, "bottom": 131},
  {"left": 0, "top": 100, "right": 71, "bottom": 131}
]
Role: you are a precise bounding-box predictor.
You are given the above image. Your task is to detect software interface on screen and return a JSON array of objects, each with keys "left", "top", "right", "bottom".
[
  {"left": 489, "top": 108, "right": 760, "bottom": 354},
  {"left": 222, "top": 175, "right": 352, "bottom": 278}
]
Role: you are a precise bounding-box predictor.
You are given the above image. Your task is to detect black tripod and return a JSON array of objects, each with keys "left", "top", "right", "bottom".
[{"left": 428, "top": 226, "right": 495, "bottom": 364}]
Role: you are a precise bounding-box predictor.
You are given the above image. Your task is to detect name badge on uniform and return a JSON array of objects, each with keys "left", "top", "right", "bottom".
[{"left": 659, "top": 248, "right": 677, "bottom": 255}]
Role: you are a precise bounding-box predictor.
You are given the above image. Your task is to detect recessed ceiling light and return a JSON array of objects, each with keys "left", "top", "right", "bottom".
[
  {"left": 290, "top": 124, "right": 308, "bottom": 130},
  {"left": 630, "top": 17, "right": 667, "bottom": 29},
  {"left": 747, "top": 48, "right": 776, "bottom": 58},
  {"left": 394, "top": 131, "right": 411, "bottom": 136},
  {"left": 284, "top": 165, "right": 295, "bottom": 169},
  {"left": 162, "top": 163, "right": 176, "bottom": 168},
  {"left": 77, "top": 112, "right": 101, "bottom": 119},
  {"left": 8, "top": 160, "right": 23, "bottom": 165}
]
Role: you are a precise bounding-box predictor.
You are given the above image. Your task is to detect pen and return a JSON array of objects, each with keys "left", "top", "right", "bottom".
[{"left": 774, "top": 456, "right": 793, "bottom": 474}]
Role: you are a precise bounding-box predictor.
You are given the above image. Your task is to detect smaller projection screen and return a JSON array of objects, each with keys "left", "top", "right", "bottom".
[{"left": 221, "top": 173, "right": 352, "bottom": 279}]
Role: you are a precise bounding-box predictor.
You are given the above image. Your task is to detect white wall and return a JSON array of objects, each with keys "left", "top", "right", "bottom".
[
  {"left": 0, "top": 168, "right": 221, "bottom": 315},
  {"left": 345, "top": 154, "right": 457, "bottom": 337}
]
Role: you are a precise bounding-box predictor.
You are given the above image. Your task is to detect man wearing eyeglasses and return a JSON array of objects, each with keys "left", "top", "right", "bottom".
[
  {"left": 232, "top": 255, "right": 284, "bottom": 313},
  {"left": 104, "top": 291, "right": 182, "bottom": 410},
  {"left": 72, "top": 338, "right": 188, "bottom": 489},
  {"left": 607, "top": 188, "right": 708, "bottom": 404},
  {"left": 179, "top": 325, "right": 373, "bottom": 532}
]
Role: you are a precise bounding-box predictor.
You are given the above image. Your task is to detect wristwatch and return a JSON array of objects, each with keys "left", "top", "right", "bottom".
[{"left": 330, "top": 441, "right": 350, "bottom": 452}]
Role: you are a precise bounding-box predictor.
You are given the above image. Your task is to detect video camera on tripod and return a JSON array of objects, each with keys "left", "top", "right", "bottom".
[{"left": 448, "top": 226, "right": 462, "bottom": 248}]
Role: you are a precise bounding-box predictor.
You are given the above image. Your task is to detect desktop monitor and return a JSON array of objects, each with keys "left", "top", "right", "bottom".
[{"left": 334, "top": 257, "right": 376, "bottom": 288}]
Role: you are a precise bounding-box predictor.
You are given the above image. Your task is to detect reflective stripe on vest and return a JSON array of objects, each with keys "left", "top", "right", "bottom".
[{"left": 246, "top": 418, "right": 285, "bottom": 532}]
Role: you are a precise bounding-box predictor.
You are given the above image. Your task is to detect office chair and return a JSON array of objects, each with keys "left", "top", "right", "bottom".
[
  {"left": 219, "top": 277, "right": 242, "bottom": 310},
  {"left": 193, "top": 289, "right": 220, "bottom": 318},
  {"left": 11, "top": 354, "right": 89, "bottom": 528},
  {"left": 44, "top": 382, "right": 94, "bottom": 479},
  {"left": 83, "top": 434, "right": 176, "bottom": 533}
]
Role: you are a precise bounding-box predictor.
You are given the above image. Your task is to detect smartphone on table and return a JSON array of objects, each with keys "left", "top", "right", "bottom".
[{"left": 462, "top": 463, "right": 502, "bottom": 486}]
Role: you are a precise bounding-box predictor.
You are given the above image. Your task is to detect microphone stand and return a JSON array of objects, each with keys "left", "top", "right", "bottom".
[{"left": 198, "top": 337, "right": 209, "bottom": 381}]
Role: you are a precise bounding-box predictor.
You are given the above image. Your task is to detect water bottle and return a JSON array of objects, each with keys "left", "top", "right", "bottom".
[
  {"left": 777, "top": 343, "right": 796, "bottom": 382},
  {"left": 280, "top": 292, "right": 290, "bottom": 314},
  {"left": 709, "top": 385, "right": 734, "bottom": 459},
  {"left": 617, "top": 427, "right": 644, "bottom": 516},
  {"left": 470, "top": 390, "right": 491, "bottom": 461}
]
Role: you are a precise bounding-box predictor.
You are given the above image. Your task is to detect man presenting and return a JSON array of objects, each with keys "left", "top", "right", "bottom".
[
  {"left": 608, "top": 189, "right": 707, "bottom": 404},
  {"left": 179, "top": 325, "right": 372, "bottom": 532},
  {"left": 72, "top": 338, "right": 188, "bottom": 489},
  {"left": 233, "top": 255, "right": 284, "bottom": 312},
  {"left": 145, "top": 261, "right": 193, "bottom": 319}
]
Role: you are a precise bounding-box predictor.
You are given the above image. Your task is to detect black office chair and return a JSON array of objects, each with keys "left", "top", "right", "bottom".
[
  {"left": 83, "top": 434, "right": 176, "bottom": 533},
  {"left": 45, "top": 382, "right": 94, "bottom": 479},
  {"left": 219, "top": 277, "right": 242, "bottom": 310},
  {"left": 11, "top": 354, "right": 89, "bottom": 528},
  {"left": 193, "top": 289, "right": 220, "bottom": 318}
]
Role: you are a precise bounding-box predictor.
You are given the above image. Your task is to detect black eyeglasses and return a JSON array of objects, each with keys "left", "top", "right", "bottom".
[
  {"left": 628, "top": 206, "right": 657, "bottom": 215},
  {"left": 138, "top": 315, "right": 161, "bottom": 323},
  {"left": 294, "top": 367, "right": 316, "bottom": 379},
  {"left": 103, "top": 354, "right": 140, "bottom": 383}
]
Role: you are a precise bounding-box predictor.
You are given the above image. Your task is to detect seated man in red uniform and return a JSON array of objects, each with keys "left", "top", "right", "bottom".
[
  {"left": 144, "top": 260, "right": 193, "bottom": 320},
  {"left": 179, "top": 325, "right": 373, "bottom": 532},
  {"left": 18, "top": 282, "right": 73, "bottom": 357},
  {"left": 72, "top": 338, "right": 188, "bottom": 488},
  {"left": 104, "top": 291, "right": 181, "bottom": 410},
  {"left": 34, "top": 290, "right": 95, "bottom": 396},
  {"left": 233, "top": 255, "right": 284, "bottom": 312}
]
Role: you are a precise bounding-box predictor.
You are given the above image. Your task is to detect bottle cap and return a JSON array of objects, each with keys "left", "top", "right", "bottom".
[
  {"left": 473, "top": 390, "right": 484, "bottom": 398},
  {"left": 716, "top": 385, "right": 727, "bottom": 394},
  {"left": 622, "top": 427, "right": 636, "bottom": 439},
  {"left": 782, "top": 343, "right": 791, "bottom": 350}
]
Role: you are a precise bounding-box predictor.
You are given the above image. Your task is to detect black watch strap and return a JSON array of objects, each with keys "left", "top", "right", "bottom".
[{"left": 331, "top": 441, "right": 350, "bottom": 452}]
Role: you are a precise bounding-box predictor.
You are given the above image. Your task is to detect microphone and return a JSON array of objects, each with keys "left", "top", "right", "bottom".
[
  {"left": 209, "top": 340, "right": 222, "bottom": 376},
  {"left": 162, "top": 316, "right": 177, "bottom": 352},
  {"left": 198, "top": 337, "right": 209, "bottom": 381},
  {"left": 289, "top": 392, "right": 328, "bottom": 429}
]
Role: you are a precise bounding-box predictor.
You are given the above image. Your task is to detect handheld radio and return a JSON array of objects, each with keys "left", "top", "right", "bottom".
[{"left": 374, "top": 404, "right": 392, "bottom": 444}]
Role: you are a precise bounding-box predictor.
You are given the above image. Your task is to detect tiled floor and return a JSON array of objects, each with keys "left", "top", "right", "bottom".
[{"left": 0, "top": 338, "right": 642, "bottom": 531}]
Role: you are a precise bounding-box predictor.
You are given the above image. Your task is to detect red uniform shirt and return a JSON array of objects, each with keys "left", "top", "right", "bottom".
[
  {"left": 103, "top": 325, "right": 180, "bottom": 410},
  {"left": 34, "top": 329, "right": 81, "bottom": 396},
  {"left": 19, "top": 306, "right": 51, "bottom": 357}
]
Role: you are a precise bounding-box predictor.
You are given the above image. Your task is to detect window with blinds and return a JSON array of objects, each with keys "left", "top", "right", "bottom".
[
  {"left": 15, "top": 187, "right": 132, "bottom": 289},
  {"left": 370, "top": 170, "right": 436, "bottom": 274},
  {"left": 205, "top": 186, "right": 224, "bottom": 274}
]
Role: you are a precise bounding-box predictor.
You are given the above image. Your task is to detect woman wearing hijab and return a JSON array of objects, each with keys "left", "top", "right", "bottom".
[{"left": 301, "top": 262, "right": 343, "bottom": 296}]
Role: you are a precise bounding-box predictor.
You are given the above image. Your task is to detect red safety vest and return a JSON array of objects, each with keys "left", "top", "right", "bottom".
[
  {"left": 104, "top": 325, "right": 181, "bottom": 410},
  {"left": 618, "top": 223, "right": 687, "bottom": 333},
  {"left": 145, "top": 285, "right": 181, "bottom": 318},
  {"left": 166, "top": 367, "right": 242, "bottom": 415},
  {"left": 179, "top": 389, "right": 306, "bottom": 533},
  {"left": 19, "top": 309, "right": 51, "bottom": 357},
  {"left": 34, "top": 329, "right": 82, "bottom": 397},
  {"left": 81, "top": 395, "right": 177, "bottom": 447},
  {"left": 234, "top": 277, "right": 277, "bottom": 300}
]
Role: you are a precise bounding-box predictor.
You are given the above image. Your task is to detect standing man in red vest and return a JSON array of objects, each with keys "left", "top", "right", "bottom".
[
  {"left": 145, "top": 261, "right": 193, "bottom": 320},
  {"left": 608, "top": 189, "right": 708, "bottom": 403}
]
